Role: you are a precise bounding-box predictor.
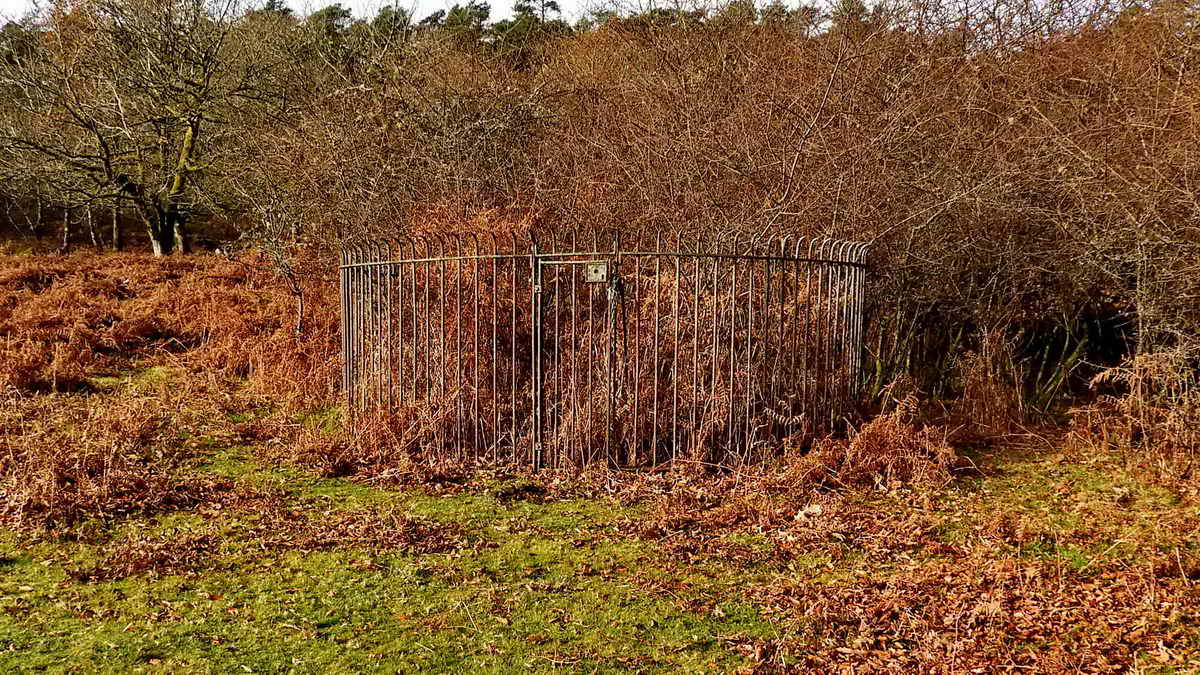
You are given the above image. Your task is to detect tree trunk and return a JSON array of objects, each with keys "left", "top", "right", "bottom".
[
  {"left": 86, "top": 206, "right": 97, "bottom": 248},
  {"left": 61, "top": 206, "right": 72, "bottom": 252},
  {"left": 173, "top": 209, "right": 191, "bottom": 254},
  {"left": 112, "top": 202, "right": 123, "bottom": 251},
  {"left": 32, "top": 195, "right": 43, "bottom": 239},
  {"left": 143, "top": 208, "right": 174, "bottom": 257}
]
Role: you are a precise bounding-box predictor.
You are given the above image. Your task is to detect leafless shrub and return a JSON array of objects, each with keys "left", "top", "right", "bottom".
[
  {"left": 1071, "top": 347, "right": 1200, "bottom": 483},
  {"left": 795, "top": 394, "right": 959, "bottom": 490},
  {"left": 950, "top": 330, "right": 1027, "bottom": 437}
]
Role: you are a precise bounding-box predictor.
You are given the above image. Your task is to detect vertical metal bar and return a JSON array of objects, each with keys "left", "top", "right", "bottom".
[
  {"left": 376, "top": 242, "right": 385, "bottom": 412},
  {"left": 355, "top": 244, "right": 363, "bottom": 413},
  {"left": 604, "top": 231, "right": 617, "bottom": 467},
  {"left": 631, "top": 227, "right": 643, "bottom": 465},
  {"left": 854, "top": 243, "right": 864, "bottom": 408},
  {"left": 769, "top": 237, "right": 788, "bottom": 444},
  {"left": 614, "top": 230, "right": 627, "bottom": 466},
  {"left": 831, "top": 244, "right": 842, "bottom": 424},
  {"left": 402, "top": 239, "right": 413, "bottom": 410},
  {"left": 375, "top": 244, "right": 383, "bottom": 411},
  {"left": 471, "top": 234, "right": 481, "bottom": 461},
  {"left": 340, "top": 246, "right": 350, "bottom": 419},
  {"left": 793, "top": 238, "right": 811, "bottom": 441},
  {"left": 354, "top": 244, "right": 362, "bottom": 415},
  {"left": 400, "top": 239, "right": 410, "bottom": 403},
  {"left": 362, "top": 243, "right": 373, "bottom": 411},
  {"left": 850, "top": 245, "right": 866, "bottom": 410},
  {"left": 530, "top": 238, "right": 543, "bottom": 472},
  {"left": 830, "top": 243, "right": 844, "bottom": 427},
  {"left": 381, "top": 243, "right": 390, "bottom": 411},
  {"left": 386, "top": 241, "right": 397, "bottom": 411},
  {"left": 366, "top": 243, "right": 375, "bottom": 412},
  {"left": 812, "top": 240, "right": 826, "bottom": 433},
  {"left": 804, "top": 239, "right": 819, "bottom": 438},
  {"left": 452, "top": 234, "right": 464, "bottom": 459},
  {"left": 706, "top": 242, "right": 721, "bottom": 461},
  {"left": 820, "top": 240, "right": 833, "bottom": 431},
  {"left": 549, "top": 231, "right": 561, "bottom": 468},
  {"left": 416, "top": 239, "right": 428, "bottom": 450},
  {"left": 350, "top": 241, "right": 357, "bottom": 410},
  {"left": 651, "top": 232, "right": 662, "bottom": 463},
  {"left": 436, "top": 234, "right": 448, "bottom": 459},
  {"left": 855, "top": 245, "right": 869, "bottom": 404},
  {"left": 743, "top": 242, "right": 756, "bottom": 460},
  {"left": 850, "top": 245, "right": 860, "bottom": 414},
  {"left": 357, "top": 244, "right": 367, "bottom": 412},
  {"left": 510, "top": 234, "right": 519, "bottom": 462},
  {"left": 830, "top": 241, "right": 844, "bottom": 429},
  {"left": 670, "top": 231, "right": 682, "bottom": 462},
  {"left": 849, "top": 246, "right": 860, "bottom": 406},
  {"left": 840, "top": 246, "right": 849, "bottom": 415},
  {"left": 758, "top": 239, "right": 773, "bottom": 445},
  {"left": 368, "top": 245, "right": 376, "bottom": 412},
  {"left": 580, "top": 239, "right": 592, "bottom": 462},
  {"left": 488, "top": 233, "right": 499, "bottom": 462},
  {"left": 412, "top": 238, "right": 422, "bottom": 410},
  {"left": 725, "top": 233, "right": 741, "bottom": 457},
  {"left": 568, "top": 229, "right": 579, "bottom": 466},
  {"left": 419, "top": 237, "right": 431, "bottom": 448},
  {"left": 690, "top": 233, "right": 704, "bottom": 459},
  {"left": 839, "top": 243, "right": 853, "bottom": 424},
  {"left": 380, "top": 242, "right": 389, "bottom": 411}
]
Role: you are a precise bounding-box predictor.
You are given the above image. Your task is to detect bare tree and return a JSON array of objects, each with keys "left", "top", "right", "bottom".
[{"left": 0, "top": 0, "right": 289, "bottom": 255}]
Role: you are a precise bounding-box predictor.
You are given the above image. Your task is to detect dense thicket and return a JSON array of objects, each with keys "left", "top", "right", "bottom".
[{"left": 2, "top": 0, "right": 1197, "bottom": 414}]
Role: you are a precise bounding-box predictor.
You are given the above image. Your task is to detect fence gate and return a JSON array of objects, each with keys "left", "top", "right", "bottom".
[{"left": 341, "top": 230, "right": 868, "bottom": 469}]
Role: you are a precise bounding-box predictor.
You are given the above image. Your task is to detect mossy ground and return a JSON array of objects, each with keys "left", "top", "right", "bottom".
[
  {"left": 0, "top": 461, "right": 774, "bottom": 672},
  {"left": 2, "top": 376, "right": 1198, "bottom": 672}
]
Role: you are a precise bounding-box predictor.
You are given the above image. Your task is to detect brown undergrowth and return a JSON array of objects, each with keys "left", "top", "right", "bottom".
[
  {"left": 626, "top": 440, "right": 1200, "bottom": 672},
  {"left": 749, "top": 553, "right": 1200, "bottom": 672},
  {"left": 0, "top": 384, "right": 242, "bottom": 531},
  {"left": 66, "top": 504, "right": 464, "bottom": 583},
  {"left": 1070, "top": 348, "right": 1200, "bottom": 493},
  {"left": 0, "top": 250, "right": 340, "bottom": 530},
  {"left": 0, "top": 250, "right": 338, "bottom": 406}
]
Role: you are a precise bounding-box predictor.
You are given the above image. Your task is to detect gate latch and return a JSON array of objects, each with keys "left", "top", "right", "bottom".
[{"left": 584, "top": 262, "right": 609, "bottom": 283}]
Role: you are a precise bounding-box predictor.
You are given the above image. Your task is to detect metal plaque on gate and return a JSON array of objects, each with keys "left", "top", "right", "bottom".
[{"left": 584, "top": 262, "right": 609, "bottom": 283}]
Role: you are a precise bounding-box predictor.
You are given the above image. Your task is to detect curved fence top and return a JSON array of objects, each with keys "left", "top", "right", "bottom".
[{"left": 340, "top": 229, "right": 868, "bottom": 268}]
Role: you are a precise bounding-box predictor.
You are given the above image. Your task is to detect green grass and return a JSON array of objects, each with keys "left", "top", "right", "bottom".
[
  {"left": 4, "top": 370, "right": 1199, "bottom": 672},
  {"left": 940, "top": 444, "right": 1196, "bottom": 568},
  {"left": 0, "top": 459, "right": 778, "bottom": 673},
  {"left": 88, "top": 366, "right": 180, "bottom": 392},
  {"left": 4, "top": 443, "right": 1198, "bottom": 672}
]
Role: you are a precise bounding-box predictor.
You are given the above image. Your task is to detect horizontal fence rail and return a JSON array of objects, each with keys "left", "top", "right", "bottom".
[{"left": 340, "top": 230, "right": 868, "bottom": 469}]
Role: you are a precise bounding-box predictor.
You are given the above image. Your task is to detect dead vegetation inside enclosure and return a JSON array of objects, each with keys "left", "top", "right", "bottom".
[{"left": 343, "top": 244, "right": 864, "bottom": 469}]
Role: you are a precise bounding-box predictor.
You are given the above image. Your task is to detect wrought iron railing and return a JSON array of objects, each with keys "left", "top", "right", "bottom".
[{"left": 340, "top": 229, "right": 868, "bottom": 469}]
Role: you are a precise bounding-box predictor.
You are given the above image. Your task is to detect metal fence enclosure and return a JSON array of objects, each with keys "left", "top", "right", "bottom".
[{"left": 340, "top": 230, "right": 868, "bottom": 469}]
